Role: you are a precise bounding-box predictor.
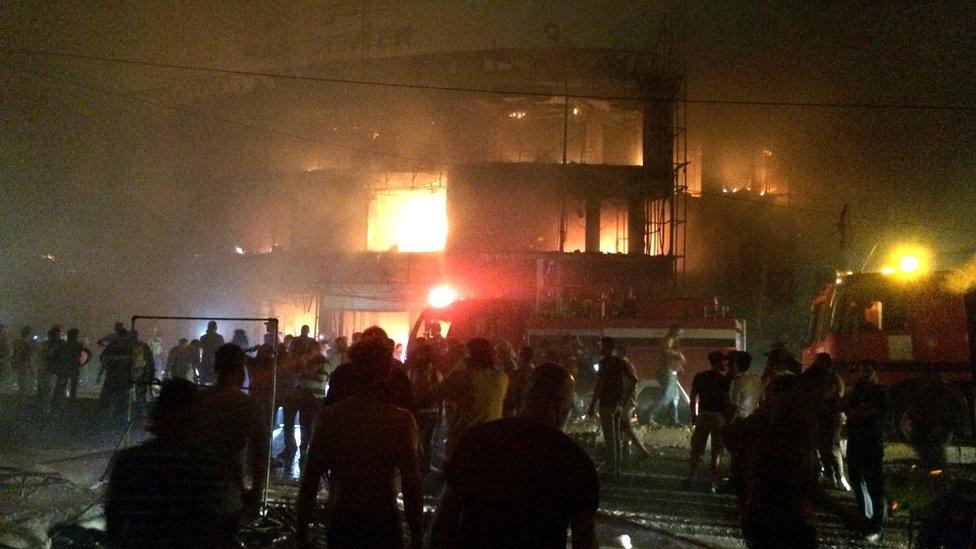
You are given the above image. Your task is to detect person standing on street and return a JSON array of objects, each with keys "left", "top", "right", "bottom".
[
  {"left": 802, "top": 353, "right": 849, "bottom": 490},
  {"left": 728, "top": 351, "right": 762, "bottom": 422},
  {"left": 430, "top": 363, "right": 599, "bottom": 548},
  {"left": 11, "top": 326, "right": 36, "bottom": 399},
  {"left": 435, "top": 337, "right": 508, "bottom": 459},
  {"left": 686, "top": 351, "right": 731, "bottom": 492},
  {"left": 650, "top": 324, "right": 686, "bottom": 425},
  {"left": 36, "top": 325, "right": 65, "bottom": 415},
  {"left": 55, "top": 328, "right": 91, "bottom": 405},
  {"left": 406, "top": 340, "right": 443, "bottom": 475},
  {"left": 198, "top": 321, "right": 225, "bottom": 384},
  {"left": 844, "top": 360, "right": 887, "bottom": 541},
  {"left": 587, "top": 336, "right": 638, "bottom": 477},
  {"left": 296, "top": 336, "right": 424, "bottom": 549}
]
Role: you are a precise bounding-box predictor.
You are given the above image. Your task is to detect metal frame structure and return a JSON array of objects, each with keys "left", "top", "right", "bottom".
[{"left": 130, "top": 315, "right": 279, "bottom": 509}]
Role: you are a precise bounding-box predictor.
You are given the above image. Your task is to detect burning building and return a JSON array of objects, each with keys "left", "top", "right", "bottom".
[{"left": 217, "top": 44, "right": 689, "bottom": 346}]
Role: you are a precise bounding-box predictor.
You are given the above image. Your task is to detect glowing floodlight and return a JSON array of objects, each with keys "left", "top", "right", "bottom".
[
  {"left": 899, "top": 255, "right": 920, "bottom": 274},
  {"left": 428, "top": 285, "right": 458, "bottom": 308}
]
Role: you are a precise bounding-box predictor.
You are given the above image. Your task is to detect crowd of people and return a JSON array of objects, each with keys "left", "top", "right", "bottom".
[
  {"left": 100, "top": 325, "right": 594, "bottom": 548},
  {"left": 1, "top": 318, "right": 964, "bottom": 547}
]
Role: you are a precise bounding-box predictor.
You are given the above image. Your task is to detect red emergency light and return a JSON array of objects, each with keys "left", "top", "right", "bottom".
[{"left": 428, "top": 285, "right": 458, "bottom": 308}]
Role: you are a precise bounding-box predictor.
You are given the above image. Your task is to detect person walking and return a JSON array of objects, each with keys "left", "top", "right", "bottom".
[
  {"left": 843, "top": 360, "right": 887, "bottom": 542},
  {"left": 802, "top": 353, "right": 849, "bottom": 490},
  {"left": 296, "top": 336, "right": 424, "bottom": 549},
  {"left": 685, "top": 351, "right": 731, "bottom": 492},
  {"left": 587, "top": 336, "right": 638, "bottom": 476},
  {"left": 11, "top": 326, "right": 36, "bottom": 399}
]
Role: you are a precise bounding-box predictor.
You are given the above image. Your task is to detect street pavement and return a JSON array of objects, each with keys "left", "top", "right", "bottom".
[{"left": 0, "top": 396, "right": 939, "bottom": 547}]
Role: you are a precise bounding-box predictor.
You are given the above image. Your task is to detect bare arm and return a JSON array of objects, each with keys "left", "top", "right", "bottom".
[{"left": 396, "top": 413, "right": 424, "bottom": 549}]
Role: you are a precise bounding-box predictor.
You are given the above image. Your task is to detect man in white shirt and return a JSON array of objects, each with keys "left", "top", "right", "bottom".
[{"left": 728, "top": 351, "right": 763, "bottom": 421}]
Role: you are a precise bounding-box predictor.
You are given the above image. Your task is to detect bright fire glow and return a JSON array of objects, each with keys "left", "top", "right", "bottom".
[
  {"left": 885, "top": 245, "right": 931, "bottom": 279},
  {"left": 900, "top": 255, "right": 920, "bottom": 273},
  {"left": 428, "top": 285, "right": 458, "bottom": 308},
  {"left": 368, "top": 188, "right": 448, "bottom": 252}
]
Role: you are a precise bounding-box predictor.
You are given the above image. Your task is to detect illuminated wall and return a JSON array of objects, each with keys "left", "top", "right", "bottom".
[{"left": 367, "top": 187, "right": 448, "bottom": 252}]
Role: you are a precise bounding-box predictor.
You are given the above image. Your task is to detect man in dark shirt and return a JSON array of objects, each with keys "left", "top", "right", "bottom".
[
  {"left": 843, "top": 360, "right": 887, "bottom": 540},
  {"left": 587, "top": 336, "right": 638, "bottom": 476},
  {"left": 296, "top": 335, "right": 424, "bottom": 549},
  {"left": 198, "top": 321, "right": 225, "bottom": 384},
  {"left": 430, "top": 362, "right": 599, "bottom": 548},
  {"left": 185, "top": 344, "right": 268, "bottom": 530},
  {"left": 686, "top": 351, "right": 730, "bottom": 491},
  {"left": 106, "top": 378, "right": 241, "bottom": 547}
]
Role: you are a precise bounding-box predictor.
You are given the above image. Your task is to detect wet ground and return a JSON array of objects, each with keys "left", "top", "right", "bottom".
[{"left": 0, "top": 395, "right": 951, "bottom": 547}]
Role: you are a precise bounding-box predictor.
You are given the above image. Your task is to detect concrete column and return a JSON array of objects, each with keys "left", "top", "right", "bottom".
[{"left": 585, "top": 198, "right": 601, "bottom": 252}]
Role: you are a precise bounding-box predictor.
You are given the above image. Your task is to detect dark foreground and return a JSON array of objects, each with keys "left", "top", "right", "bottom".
[{"left": 0, "top": 396, "right": 950, "bottom": 548}]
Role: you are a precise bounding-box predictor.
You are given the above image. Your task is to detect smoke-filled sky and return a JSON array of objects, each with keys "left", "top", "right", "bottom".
[{"left": 1, "top": 1, "right": 974, "bottom": 331}]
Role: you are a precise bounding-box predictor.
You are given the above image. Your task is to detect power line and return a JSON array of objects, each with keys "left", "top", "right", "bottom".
[
  {"left": 5, "top": 61, "right": 975, "bottom": 239},
  {"left": 0, "top": 62, "right": 434, "bottom": 164},
  {"left": 3, "top": 48, "right": 976, "bottom": 112},
  {"left": 696, "top": 189, "right": 976, "bottom": 236}
]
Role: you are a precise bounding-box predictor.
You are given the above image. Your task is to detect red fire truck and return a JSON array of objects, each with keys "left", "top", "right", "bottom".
[
  {"left": 408, "top": 290, "right": 745, "bottom": 413},
  {"left": 801, "top": 270, "right": 975, "bottom": 436}
]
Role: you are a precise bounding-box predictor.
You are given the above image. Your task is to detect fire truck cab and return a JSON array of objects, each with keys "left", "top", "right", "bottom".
[{"left": 802, "top": 271, "right": 976, "bottom": 436}]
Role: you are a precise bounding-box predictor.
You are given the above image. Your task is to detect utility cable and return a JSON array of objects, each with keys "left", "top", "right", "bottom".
[{"left": 3, "top": 48, "right": 975, "bottom": 112}]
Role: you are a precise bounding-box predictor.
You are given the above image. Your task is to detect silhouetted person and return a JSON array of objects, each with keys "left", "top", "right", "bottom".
[
  {"left": 730, "top": 371, "right": 868, "bottom": 547},
  {"left": 231, "top": 328, "right": 249, "bottom": 350},
  {"left": 325, "top": 327, "right": 415, "bottom": 413},
  {"left": 327, "top": 335, "right": 349, "bottom": 373},
  {"left": 98, "top": 329, "right": 133, "bottom": 426},
  {"left": 198, "top": 321, "right": 225, "bottom": 384},
  {"left": 615, "top": 343, "right": 653, "bottom": 463},
  {"left": 296, "top": 353, "right": 328, "bottom": 458},
  {"left": 406, "top": 340, "right": 442, "bottom": 474},
  {"left": 436, "top": 337, "right": 508, "bottom": 458},
  {"left": 186, "top": 339, "right": 202, "bottom": 381},
  {"left": 97, "top": 321, "right": 125, "bottom": 348},
  {"left": 650, "top": 324, "right": 686, "bottom": 425},
  {"left": 11, "top": 326, "right": 35, "bottom": 398},
  {"left": 129, "top": 330, "right": 157, "bottom": 420},
  {"left": 296, "top": 336, "right": 424, "bottom": 548},
  {"left": 276, "top": 334, "right": 300, "bottom": 460},
  {"left": 36, "top": 325, "right": 65, "bottom": 414},
  {"left": 686, "top": 351, "right": 731, "bottom": 491},
  {"left": 587, "top": 336, "right": 637, "bottom": 476},
  {"left": 166, "top": 338, "right": 193, "bottom": 381},
  {"left": 729, "top": 351, "right": 762, "bottom": 422},
  {"left": 185, "top": 344, "right": 268, "bottom": 529},
  {"left": 843, "top": 360, "right": 887, "bottom": 541},
  {"left": 430, "top": 363, "right": 599, "bottom": 548},
  {"left": 504, "top": 345, "right": 536, "bottom": 417},
  {"left": 105, "top": 378, "right": 241, "bottom": 547},
  {"left": 801, "top": 353, "right": 848, "bottom": 490},
  {"left": 54, "top": 328, "right": 91, "bottom": 404}
]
